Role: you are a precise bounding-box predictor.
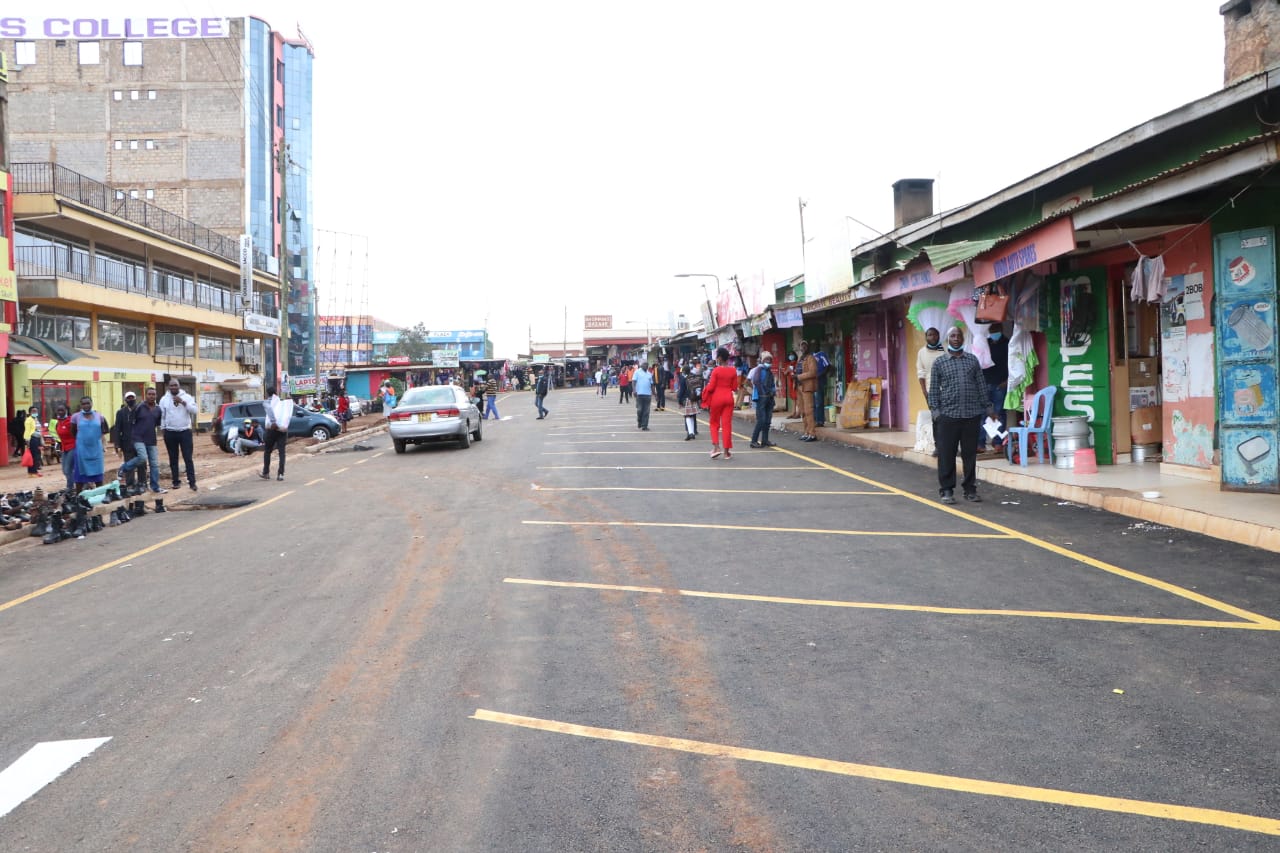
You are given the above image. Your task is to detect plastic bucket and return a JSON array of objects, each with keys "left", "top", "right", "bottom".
[{"left": 1073, "top": 448, "right": 1098, "bottom": 474}]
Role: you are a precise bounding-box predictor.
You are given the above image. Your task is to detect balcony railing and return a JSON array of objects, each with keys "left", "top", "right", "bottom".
[
  {"left": 16, "top": 244, "right": 279, "bottom": 320},
  {"left": 11, "top": 162, "right": 274, "bottom": 273}
]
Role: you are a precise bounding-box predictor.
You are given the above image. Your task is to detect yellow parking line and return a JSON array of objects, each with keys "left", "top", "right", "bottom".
[
  {"left": 533, "top": 487, "right": 891, "bottom": 496},
  {"left": 306, "top": 478, "right": 325, "bottom": 486},
  {"left": 331, "top": 467, "right": 350, "bottom": 474},
  {"left": 543, "top": 451, "right": 715, "bottom": 455},
  {"left": 0, "top": 493, "right": 295, "bottom": 614},
  {"left": 354, "top": 458, "right": 370, "bottom": 464},
  {"left": 538, "top": 466, "right": 822, "bottom": 470},
  {"left": 522, "top": 520, "right": 1010, "bottom": 539},
  {"left": 371, "top": 452, "right": 385, "bottom": 458},
  {"left": 504, "top": 578, "right": 1275, "bottom": 631},
  {"left": 775, "top": 445, "right": 1280, "bottom": 629},
  {"left": 471, "top": 709, "right": 1280, "bottom": 836}
]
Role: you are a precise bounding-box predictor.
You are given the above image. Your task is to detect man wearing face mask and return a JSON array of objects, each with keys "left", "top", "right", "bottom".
[
  {"left": 916, "top": 327, "right": 945, "bottom": 457},
  {"left": 980, "top": 323, "right": 1010, "bottom": 454},
  {"left": 928, "top": 327, "right": 989, "bottom": 504}
]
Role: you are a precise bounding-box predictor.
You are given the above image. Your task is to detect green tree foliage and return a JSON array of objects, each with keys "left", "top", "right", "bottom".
[{"left": 389, "top": 322, "right": 432, "bottom": 363}]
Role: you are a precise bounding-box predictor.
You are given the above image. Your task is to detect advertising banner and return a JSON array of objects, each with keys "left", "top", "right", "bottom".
[
  {"left": 1215, "top": 227, "right": 1279, "bottom": 492},
  {"left": 1047, "top": 269, "right": 1112, "bottom": 464}
]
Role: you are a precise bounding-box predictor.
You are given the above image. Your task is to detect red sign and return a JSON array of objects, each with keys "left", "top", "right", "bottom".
[{"left": 387, "top": 356, "right": 411, "bottom": 365}]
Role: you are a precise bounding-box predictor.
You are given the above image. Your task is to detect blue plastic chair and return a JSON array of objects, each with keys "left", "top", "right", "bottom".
[{"left": 1005, "top": 386, "right": 1057, "bottom": 466}]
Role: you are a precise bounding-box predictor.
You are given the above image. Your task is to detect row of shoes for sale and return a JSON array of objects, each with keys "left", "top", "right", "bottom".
[{"left": 2, "top": 484, "right": 168, "bottom": 545}]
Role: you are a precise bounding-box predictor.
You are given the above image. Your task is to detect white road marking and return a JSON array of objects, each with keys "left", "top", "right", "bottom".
[{"left": 0, "top": 738, "right": 111, "bottom": 818}]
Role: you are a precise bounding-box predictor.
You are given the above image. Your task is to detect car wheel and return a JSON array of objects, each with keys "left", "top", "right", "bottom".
[
  {"left": 393, "top": 438, "right": 406, "bottom": 454},
  {"left": 457, "top": 422, "right": 472, "bottom": 449},
  {"left": 312, "top": 426, "right": 333, "bottom": 441},
  {"left": 473, "top": 419, "right": 483, "bottom": 442}
]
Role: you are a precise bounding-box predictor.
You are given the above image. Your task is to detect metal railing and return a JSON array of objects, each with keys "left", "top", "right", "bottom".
[
  {"left": 15, "top": 244, "right": 279, "bottom": 320},
  {"left": 11, "top": 162, "right": 274, "bottom": 273}
]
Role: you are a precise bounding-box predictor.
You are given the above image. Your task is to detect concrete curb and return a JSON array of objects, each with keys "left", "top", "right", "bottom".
[{"left": 0, "top": 422, "right": 390, "bottom": 551}]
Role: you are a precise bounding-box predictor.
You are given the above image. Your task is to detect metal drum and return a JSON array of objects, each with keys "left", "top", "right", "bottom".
[
  {"left": 1052, "top": 416, "right": 1090, "bottom": 468},
  {"left": 1131, "top": 443, "right": 1162, "bottom": 463}
]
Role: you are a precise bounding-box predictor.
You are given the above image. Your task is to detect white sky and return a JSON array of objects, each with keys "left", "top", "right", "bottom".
[{"left": 31, "top": 1, "right": 1226, "bottom": 356}]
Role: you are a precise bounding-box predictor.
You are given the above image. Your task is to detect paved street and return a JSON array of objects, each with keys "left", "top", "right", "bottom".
[{"left": 1, "top": 388, "right": 1278, "bottom": 851}]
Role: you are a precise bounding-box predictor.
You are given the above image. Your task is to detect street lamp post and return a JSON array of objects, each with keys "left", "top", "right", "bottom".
[{"left": 674, "top": 273, "right": 720, "bottom": 331}]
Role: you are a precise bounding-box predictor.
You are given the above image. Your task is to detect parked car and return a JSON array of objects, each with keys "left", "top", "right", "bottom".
[
  {"left": 345, "top": 395, "right": 366, "bottom": 416},
  {"left": 210, "top": 400, "right": 342, "bottom": 453},
  {"left": 387, "top": 385, "right": 481, "bottom": 452}
]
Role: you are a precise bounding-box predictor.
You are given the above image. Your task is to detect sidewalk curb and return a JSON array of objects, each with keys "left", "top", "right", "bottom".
[
  {"left": 0, "top": 423, "right": 389, "bottom": 551},
  {"left": 733, "top": 408, "right": 1280, "bottom": 554}
]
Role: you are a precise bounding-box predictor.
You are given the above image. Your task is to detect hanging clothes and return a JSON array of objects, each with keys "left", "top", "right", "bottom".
[{"left": 1143, "top": 255, "right": 1166, "bottom": 303}]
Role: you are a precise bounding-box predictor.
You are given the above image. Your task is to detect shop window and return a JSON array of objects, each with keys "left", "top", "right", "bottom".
[
  {"left": 156, "top": 328, "right": 194, "bottom": 358},
  {"left": 98, "top": 317, "right": 149, "bottom": 354}
]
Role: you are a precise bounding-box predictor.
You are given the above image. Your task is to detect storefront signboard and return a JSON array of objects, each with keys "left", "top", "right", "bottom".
[
  {"left": 1047, "top": 269, "right": 1112, "bottom": 464},
  {"left": 1215, "top": 227, "right": 1279, "bottom": 492},
  {"left": 973, "top": 218, "right": 1076, "bottom": 287},
  {"left": 879, "top": 262, "right": 965, "bottom": 299},
  {"left": 433, "top": 348, "right": 460, "bottom": 367}
]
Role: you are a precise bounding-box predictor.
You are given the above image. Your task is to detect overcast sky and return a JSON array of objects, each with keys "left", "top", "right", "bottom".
[{"left": 34, "top": 1, "right": 1227, "bottom": 356}]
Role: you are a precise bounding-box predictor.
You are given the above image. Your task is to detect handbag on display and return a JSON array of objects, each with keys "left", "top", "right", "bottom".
[{"left": 975, "top": 282, "right": 1010, "bottom": 324}]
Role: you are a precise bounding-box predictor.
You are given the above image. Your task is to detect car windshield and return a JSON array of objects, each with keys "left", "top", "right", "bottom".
[{"left": 401, "top": 387, "right": 455, "bottom": 406}]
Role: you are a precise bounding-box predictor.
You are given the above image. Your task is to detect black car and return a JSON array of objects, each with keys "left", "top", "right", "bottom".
[{"left": 210, "top": 400, "right": 341, "bottom": 453}]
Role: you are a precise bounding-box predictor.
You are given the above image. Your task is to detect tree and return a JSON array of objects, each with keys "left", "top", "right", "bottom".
[{"left": 389, "top": 322, "right": 432, "bottom": 363}]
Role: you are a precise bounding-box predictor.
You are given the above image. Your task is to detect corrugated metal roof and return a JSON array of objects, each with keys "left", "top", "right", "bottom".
[{"left": 919, "top": 240, "right": 998, "bottom": 272}]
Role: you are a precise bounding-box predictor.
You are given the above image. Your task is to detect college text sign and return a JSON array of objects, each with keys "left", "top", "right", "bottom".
[{"left": 0, "top": 17, "right": 229, "bottom": 39}]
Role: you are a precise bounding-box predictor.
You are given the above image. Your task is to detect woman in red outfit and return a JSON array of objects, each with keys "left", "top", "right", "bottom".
[{"left": 701, "top": 347, "right": 739, "bottom": 459}]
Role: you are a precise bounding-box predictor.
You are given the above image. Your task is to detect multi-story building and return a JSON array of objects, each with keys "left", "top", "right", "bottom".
[
  {"left": 9, "top": 162, "right": 283, "bottom": 430},
  {"left": 317, "top": 314, "right": 374, "bottom": 369},
  {"left": 0, "top": 14, "right": 316, "bottom": 387}
]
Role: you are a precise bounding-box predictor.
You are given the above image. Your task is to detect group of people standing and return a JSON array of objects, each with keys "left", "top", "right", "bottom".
[{"left": 110, "top": 380, "right": 200, "bottom": 493}]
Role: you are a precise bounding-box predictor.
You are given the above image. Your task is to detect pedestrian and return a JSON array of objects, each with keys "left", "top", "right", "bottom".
[
  {"left": 795, "top": 340, "right": 819, "bottom": 441},
  {"left": 69, "top": 396, "right": 110, "bottom": 492},
  {"left": 10, "top": 410, "right": 27, "bottom": 459},
  {"left": 654, "top": 361, "right": 668, "bottom": 411},
  {"left": 534, "top": 369, "right": 550, "bottom": 419},
  {"left": 54, "top": 404, "right": 77, "bottom": 492},
  {"left": 131, "top": 388, "right": 165, "bottom": 493},
  {"left": 159, "top": 379, "right": 198, "bottom": 490},
  {"left": 812, "top": 345, "right": 830, "bottom": 428},
  {"left": 618, "top": 364, "right": 632, "bottom": 404},
  {"left": 336, "top": 391, "right": 350, "bottom": 433},
  {"left": 111, "top": 393, "right": 139, "bottom": 490},
  {"left": 928, "top": 326, "right": 989, "bottom": 505},
  {"left": 979, "top": 323, "right": 1009, "bottom": 454},
  {"left": 632, "top": 361, "right": 653, "bottom": 430},
  {"left": 24, "top": 405, "right": 43, "bottom": 478},
  {"left": 917, "top": 327, "right": 945, "bottom": 457},
  {"left": 483, "top": 375, "right": 500, "bottom": 420},
  {"left": 701, "top": 347, "right": 739, "bottom": 460},
  {"left": 235, "top": 418, "right": 263, "bottom": 456},
  {"left": 676, "top": 365, "right": 700, "bottom": 440},
  {"left": 749, "top": 351, "right": 777, "bottom": 448},
  {"left": 260, "top": 385, "right": 291, "bottom": 481},
  {"left": 382, "top": 383, "right": 398, "bottom": 419}
]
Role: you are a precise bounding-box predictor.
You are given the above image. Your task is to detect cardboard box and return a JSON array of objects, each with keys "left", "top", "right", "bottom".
[
  {"left": 1129, "top": 385, "right": 1159, "bottom": 409},
  {"left": 1130, "top": 406, "right": 1163, "bottom": 444},
  {"left": 1128, "top": 357, "right": 1159, "bottom": 385}
]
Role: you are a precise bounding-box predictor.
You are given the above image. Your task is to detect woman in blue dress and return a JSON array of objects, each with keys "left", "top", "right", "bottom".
[{"left": 71, "top": 396, "right": 110, "bottom": 492}]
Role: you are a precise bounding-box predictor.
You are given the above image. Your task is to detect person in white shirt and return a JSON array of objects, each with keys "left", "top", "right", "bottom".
[
  {"left": 260, "top": 386, "right": 290, "bottom": 482},
  {"left": 159, "top": 379, "right": 198, "bottom": 490}
]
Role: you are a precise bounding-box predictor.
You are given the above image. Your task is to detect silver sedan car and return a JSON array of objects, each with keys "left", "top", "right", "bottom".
[{"left": 388, "top": 385, "right": 482, "bottom": 452}]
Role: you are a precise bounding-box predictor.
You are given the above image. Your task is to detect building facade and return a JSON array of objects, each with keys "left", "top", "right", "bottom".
[{"left": 0, "top": 14, "right": 315, "bottom": 387}]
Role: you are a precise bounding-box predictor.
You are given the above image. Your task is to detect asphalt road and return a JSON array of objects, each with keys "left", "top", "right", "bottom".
[{"left": 0, "top": 388, "right": 1277, "bottom": 852}]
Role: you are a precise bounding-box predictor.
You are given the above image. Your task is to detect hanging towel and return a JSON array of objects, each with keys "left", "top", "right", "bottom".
[{"left": 1144, "top": 255, "right": 1166, "bottom": 303}]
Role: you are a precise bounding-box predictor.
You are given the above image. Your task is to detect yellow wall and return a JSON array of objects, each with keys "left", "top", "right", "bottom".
[{"left": 905, "top": 323, "right": 929, "bottom": 422}]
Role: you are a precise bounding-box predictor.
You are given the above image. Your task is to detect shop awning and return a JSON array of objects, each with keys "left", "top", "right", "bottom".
[
  {"left": 7, "top": 335, "right": 98, "bottom": 364},
  {"left": 919, "top": 240, "right": 998, "bottom": 273}
]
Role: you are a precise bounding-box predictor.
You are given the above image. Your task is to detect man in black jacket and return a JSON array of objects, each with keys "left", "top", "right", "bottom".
[{"left": 111, "top": 392, "right": 139, "bottom": 489}]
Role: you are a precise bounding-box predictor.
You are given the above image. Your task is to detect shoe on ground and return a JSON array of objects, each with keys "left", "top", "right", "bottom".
[
  {"left": 642, "top": 427, "right": 649, "bottom": 431},
  {"left": 189, "top": 483, "right": 197, "bottom": 491},
  {"left": 940, "top": 492, "right": 957, "bottom": 505},
  {"left": 172, "top": 482, "right": 180, "bottom": 490},
  {"left": 964, "top": 492, "right": 982, "bottom": 502},
  {"left": 749, "top": 442, "right": 762, "bottom": 448},
  {"left": 259, "top": 472, "right": 270, "bottom": 480},
  {"left": 277, "top": 475, "right": 284, "bottom": 481},
  {"left": 151, "top": 486, "right": 167, "bottom": 494},
  {"left": 763, "top": 442, "right": 778, "bottom": 447}
]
